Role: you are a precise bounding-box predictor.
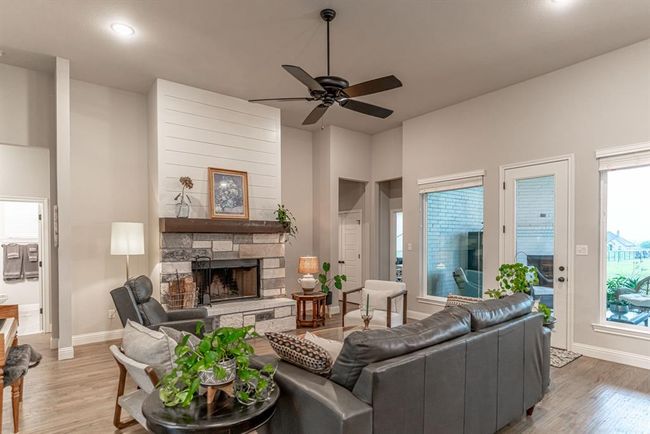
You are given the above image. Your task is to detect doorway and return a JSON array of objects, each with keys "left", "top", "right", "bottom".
[
  {"left": 338, "top": 209, "right": 363, "bottom": 303},
  {"left": 501, "top": 158, "right": 572, "bottom": 349},
  {"left": 0, "top": 198, "right": 49, "bottom": 335},
  {"left": 390, "top": 210, "right": 403, "bottom": 282}
]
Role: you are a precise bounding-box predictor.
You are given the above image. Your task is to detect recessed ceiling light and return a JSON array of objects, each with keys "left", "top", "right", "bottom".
[{"left": 110, "top": 22, "right": 135, "bottom": 38}]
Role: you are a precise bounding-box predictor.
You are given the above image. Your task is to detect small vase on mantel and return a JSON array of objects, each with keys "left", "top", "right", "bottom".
[
  {"left": 175, "top": 201, "right": 190, "bottom": 218},
  {"left": 174, "top": 177, "right": 193, "bottom": 218}
]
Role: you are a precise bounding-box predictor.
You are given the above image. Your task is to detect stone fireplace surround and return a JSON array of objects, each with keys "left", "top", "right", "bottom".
[{"left": 159, "top": 218, "right": 296, "bottom": 334}]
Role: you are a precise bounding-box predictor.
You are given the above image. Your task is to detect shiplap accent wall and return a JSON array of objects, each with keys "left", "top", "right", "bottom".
[{"left": 155, "top": 79, "right": 281, "bottom": 220}]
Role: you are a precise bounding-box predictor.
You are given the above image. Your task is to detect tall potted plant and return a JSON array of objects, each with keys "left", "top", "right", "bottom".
[{"left": 318, "top": 262, "right": 346, "bottom": 305}]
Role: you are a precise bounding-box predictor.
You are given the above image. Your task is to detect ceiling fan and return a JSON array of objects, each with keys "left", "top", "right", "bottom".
[{"left": 249, "top": 8, "right": 403, "bottom": 125}]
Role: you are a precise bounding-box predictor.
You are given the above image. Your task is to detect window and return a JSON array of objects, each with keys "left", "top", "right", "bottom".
[
  {"left": 598, "top": 145, "right": 650, "bottom": 331},
  {"left": 420, "top": 173, "right": 484, "bottom": 299}
]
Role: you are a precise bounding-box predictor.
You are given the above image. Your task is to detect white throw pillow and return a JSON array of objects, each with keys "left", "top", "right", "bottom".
[
  {"left": 304, "top": 331, "right": 344, "bottom": 362},
  {"left": 122, "top": 320, "right": 176, "bottom": 375}
]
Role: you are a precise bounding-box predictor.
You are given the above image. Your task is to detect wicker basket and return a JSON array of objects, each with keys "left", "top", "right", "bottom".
[{"left": 167, "top": 276, "right": 197, "bottom": 310}]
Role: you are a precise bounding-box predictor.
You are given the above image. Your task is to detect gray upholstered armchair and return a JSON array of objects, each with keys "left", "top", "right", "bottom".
[{"left": 110, "top": 275, "right": 211, "bottom": 334}]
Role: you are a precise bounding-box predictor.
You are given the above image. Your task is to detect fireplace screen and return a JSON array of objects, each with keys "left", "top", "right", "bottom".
[{"left": 192, "top": 258, "right": 260, "bottom": 304}]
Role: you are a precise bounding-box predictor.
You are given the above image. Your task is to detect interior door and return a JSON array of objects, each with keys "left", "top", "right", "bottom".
[
  {"left": 339, "top": 210, "right": 363, "bottom": 303},
  {"left": 503, "top": 160, "right": 569, "bottom": 349}
]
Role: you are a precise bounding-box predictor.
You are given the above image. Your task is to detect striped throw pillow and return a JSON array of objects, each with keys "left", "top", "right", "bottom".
[
  {"left": 266, "top": 332, "right": 332, "bottom": 375},
  {"left": 445, "top": 294, "right": 482, "bottom": 308}
]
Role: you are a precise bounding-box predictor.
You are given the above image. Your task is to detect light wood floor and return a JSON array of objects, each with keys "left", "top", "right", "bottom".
[{"left": 5, "top": 324, "right": 649, "bottom": 433}]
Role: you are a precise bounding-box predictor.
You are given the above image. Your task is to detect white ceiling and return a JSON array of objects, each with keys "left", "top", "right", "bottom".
[{"left": 1, "top": 0, "right": 649, "bottom": 134}]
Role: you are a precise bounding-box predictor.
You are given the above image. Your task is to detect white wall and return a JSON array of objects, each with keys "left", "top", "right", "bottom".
[
  {"left": 370, "top": 127, "right": 403, "bottom": 279},
  {"left": 281, "top": 127, "right": 313, "bottom": 293},
  {"left": 70, "top": 79, "right": 148, "bottom": 337},
  {"left": 402, "top": 40, "right": 650, "bottom": 359},
  {"left": 154, "top": 79, "right": 281, "bottom": 220}
]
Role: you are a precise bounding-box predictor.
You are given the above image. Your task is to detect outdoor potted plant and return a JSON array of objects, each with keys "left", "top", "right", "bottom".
[
  {"left": 318, "top": 261, "right": 346, "bottom": 305},
  {"left": 159, "top": 324, "right": 275, "bottom": 407},
  {"left": 485, "top": 263, "right": 539, "bottom": 299}
]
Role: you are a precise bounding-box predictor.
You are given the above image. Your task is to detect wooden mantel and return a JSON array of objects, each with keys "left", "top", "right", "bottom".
[{"left": 159, "top": 218, "right": 288, "bottom": 234}]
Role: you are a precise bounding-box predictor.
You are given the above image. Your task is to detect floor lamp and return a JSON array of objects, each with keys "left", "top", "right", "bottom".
[{"left": 111, "top": 222, "right": 145, "bottom": 281}]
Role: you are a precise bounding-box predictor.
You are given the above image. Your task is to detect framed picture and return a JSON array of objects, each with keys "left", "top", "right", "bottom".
[{"left": 208, "top": 167, "right": 250, "bottom": 220}]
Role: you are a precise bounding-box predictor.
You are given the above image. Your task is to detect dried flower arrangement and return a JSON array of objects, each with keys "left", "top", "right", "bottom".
[{"left": 174, "top": 177, "right": 193, "bottom": 218}]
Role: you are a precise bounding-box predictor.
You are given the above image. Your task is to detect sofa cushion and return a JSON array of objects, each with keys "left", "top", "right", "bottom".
[
  {"left": 330, "top": 306, "right": 471, "bottom": 390},
  {"left": 266, "top": 332, "right": 333, "bottom": 375},
  {"left": 304, "top": 331, "right": 344, "bottom": 362},
  {"left": 460, "top": 293, "right": 533, "bottom": 331}
]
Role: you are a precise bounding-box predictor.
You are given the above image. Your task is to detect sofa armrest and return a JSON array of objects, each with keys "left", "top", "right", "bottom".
[
  {"left": 166, "top": 307, "right": 208, "bottom": 321},
  {"left": 251, "top": 355, "right": 372, "bottom": 434}
]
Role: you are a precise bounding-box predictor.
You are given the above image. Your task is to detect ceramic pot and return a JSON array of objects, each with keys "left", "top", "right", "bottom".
[{"left": 198, "top": 358, "right": 236, "bottom": 386}]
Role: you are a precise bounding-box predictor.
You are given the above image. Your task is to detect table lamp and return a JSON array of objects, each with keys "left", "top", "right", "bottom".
[
  {"left": 111, "top": 222, "right": 145, "bottom": 281},
  {"left": 297, "top": 256, "right": 320, "bottom": 293}
]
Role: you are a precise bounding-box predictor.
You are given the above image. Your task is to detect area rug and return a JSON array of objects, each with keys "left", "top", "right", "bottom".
[{"left": 550, "top": 347, "right": 582, "bottom": 368}]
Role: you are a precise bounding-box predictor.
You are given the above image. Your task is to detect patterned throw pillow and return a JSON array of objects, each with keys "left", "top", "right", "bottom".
[
  {"left": 445, "top": 294, "right": 482, "bottom": 308},
  {"left": 266, "top": 332, "right": 332, "bottom": 375}
]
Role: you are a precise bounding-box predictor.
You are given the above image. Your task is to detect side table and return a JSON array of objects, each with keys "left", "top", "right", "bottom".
[{"left": 292, "top": 292, "right": 326, "bottom": 328}]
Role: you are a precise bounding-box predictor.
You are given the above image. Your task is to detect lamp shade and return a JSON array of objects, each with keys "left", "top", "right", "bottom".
[
  {"left": 111, "top": 222, "right": 145, "bottom": 255},
  {"left": 298, "top": 256, "right": 320, "bottom": 274}
]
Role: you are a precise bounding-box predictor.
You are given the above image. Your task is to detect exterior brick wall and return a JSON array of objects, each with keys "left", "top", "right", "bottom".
[
  {"left": 425, "top": 186, "right": 484, "bottom": 297},
  {"left": 515, "top": 176, "right": 554, "bottom": 262}
]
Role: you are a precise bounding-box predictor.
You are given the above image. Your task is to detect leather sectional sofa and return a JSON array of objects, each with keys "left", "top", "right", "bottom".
[{"left": 253, "top": 293, "right": 551, "bottom": 434}]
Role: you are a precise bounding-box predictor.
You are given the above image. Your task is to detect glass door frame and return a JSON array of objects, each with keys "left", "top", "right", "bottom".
[{"left": 499, "top": 155, "right": 575, "bottom": 351}]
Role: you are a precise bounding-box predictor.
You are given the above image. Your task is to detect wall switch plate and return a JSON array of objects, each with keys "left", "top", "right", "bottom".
[
  {"left": 108, "top": 309, "right": 116, "bottom": 319},
  {"left": 575, "top": 245, "right": 589, "bottom": 256}
]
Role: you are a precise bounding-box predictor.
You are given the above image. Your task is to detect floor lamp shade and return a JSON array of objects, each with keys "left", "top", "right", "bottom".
[
  {"left": 111, "top": 222, "right": 144, "bottom": 280},
  {"left": 111, "top": 222, "right": 145, "bottom": 255}
]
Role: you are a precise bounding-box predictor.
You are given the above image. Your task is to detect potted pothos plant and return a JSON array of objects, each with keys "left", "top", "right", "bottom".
[
  {"left": 159, "top": 323, "right": 276, "bottom": 407},
  {"left": 274, "top": 204, "right": 298, "bottom": 243},
  {"left": 318, "top": 262, "right": 347, "bottom": 305},
  {"left": 486, "top": 263, "right": 555, "bottom": 328}
]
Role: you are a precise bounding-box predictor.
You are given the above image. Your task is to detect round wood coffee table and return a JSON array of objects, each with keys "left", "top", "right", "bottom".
[
  {"left": 142, "top": 387, "right": 279, "bottom": 434},
  {"left": 292, "top": 292, "right": 326, "bottom": 328}
]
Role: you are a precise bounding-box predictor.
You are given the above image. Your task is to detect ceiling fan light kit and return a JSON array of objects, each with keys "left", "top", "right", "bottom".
[{"left": 250, "top": 8, "right": 403, "bottom": 125}]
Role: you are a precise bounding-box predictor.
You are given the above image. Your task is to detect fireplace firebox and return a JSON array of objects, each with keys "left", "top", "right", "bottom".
[{"left": 192, "top": 258, "right": 261, "bottom": 305}]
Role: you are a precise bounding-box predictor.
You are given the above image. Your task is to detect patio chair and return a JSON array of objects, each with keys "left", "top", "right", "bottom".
[{"left": 619, "top": 276, "right": 650, "bottom": 311}]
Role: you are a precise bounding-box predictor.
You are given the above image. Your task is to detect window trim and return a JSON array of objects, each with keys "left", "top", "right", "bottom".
[
  {"left": 419, "top": 170, "right": 485, "bottom": 303},
  {"left": 596, "top": 142, "right": 650, "bottom": 338}
]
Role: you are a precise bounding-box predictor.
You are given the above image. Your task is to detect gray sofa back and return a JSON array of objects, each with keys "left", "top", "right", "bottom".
[{"left": 351, "top": 311, "right": 550, "bottom": 434}]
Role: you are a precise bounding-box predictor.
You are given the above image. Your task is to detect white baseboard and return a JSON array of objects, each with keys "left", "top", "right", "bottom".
[
  {"left": 572, "top": 342, "right": 650, "bottom": 370},
  {"left": 58, "top": 346, "right": 74, "bottom": 360},
  {"left": 407, "top": 310, "right": 430, "bottom": 320},
  {"left": 72, "top": 329, "right": 123, "bottom": 346}
]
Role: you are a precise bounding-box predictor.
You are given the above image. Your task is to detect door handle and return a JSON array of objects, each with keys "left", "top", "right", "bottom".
[
  {"left": 557, "top": 277, "right": 566, "bottom": 282},
  {"left": 338, "top": 261, "right": 345, "bottom": 264}
]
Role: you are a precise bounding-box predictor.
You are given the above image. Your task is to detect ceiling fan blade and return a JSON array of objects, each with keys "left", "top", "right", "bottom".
[
  {"left": 249, "top": 97, "right": 314, "bottom": 102},
  {"left": 302, "top": 104, "right": 329, "bottom": 125},
  {"left": 339, "top": 99, "right": 393, "bottom": 118},
  {"left": 282, "top": 65, "right": 325, "bottom": 93},
  {"left": 342, "top": 75, "right": 402, "bottom": 98}
]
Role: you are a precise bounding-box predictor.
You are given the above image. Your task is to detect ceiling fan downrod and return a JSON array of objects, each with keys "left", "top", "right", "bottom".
[{"left": 320, "top": 8, "right": 336, "bottom": 76}]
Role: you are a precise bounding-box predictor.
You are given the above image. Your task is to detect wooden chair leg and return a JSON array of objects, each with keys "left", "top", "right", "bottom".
[
  {"left": 19, "top": 377, "right": 24, "bottom": 403},
  {"left": 11, "top": 380, "right": 21, "bottom": 433},
  {"left": 113, "top": 362, "right": 138, "bottom": 429}
]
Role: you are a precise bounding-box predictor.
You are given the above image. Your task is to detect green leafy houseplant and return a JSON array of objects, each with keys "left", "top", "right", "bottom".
[
  {"left": 159, "top": 324, "right": 275, "bottom": 407},
  {"left": 274, "top": 204, "right": 298, "bottom": 243},
  {"left": 318, "top": 262, "right": 347, "bottom": 295},
  {"left": 537, "top": 302, "right": 553, "bottom": 325},
  {"left": 485, "top": 263, "right": 539, "bottom": 299}
]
